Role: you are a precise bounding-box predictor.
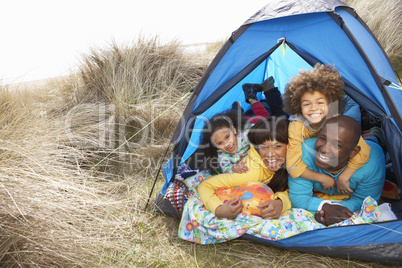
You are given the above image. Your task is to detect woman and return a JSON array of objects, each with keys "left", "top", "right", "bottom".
[{"left": 197, "top": 116, "right": 290, "bottom": 220}]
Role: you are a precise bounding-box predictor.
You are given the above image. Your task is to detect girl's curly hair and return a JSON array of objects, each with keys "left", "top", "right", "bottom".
[{"left": 283, "top": 64, "right": 346, "bottom": 116}]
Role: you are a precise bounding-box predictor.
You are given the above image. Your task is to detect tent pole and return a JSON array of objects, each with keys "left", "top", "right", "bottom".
[{"left": 144, "top": 143, "right": 171, "bottom": 211}]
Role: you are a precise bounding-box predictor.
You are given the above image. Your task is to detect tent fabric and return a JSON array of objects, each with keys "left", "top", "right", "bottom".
[
  {"left": 243, "top": 219, "right": 402, "bottom": 265},
  {"left": 163, "top": 4, "right": 402, "bottom": 189},
  {"left": 243, "top": 0, "right": 347, "bottom": 24},
  {"left": 154, "top": 0, "right": 402, "bottom": 263}
]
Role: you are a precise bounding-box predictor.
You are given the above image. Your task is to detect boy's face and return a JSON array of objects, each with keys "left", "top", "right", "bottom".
[
  {"left": 211, "top": 126, "right": 238, "bottom": 154},
  {"left": 301, "top": 91, "right": 329, "bottom": 129}
]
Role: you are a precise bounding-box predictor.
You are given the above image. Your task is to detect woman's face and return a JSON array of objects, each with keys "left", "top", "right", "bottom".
[
  {"left": 211, "top": 126, "right": 238, "bottom": 154},
  {"left": 257, "top": 139, "right": 287, "bottom": 172}
]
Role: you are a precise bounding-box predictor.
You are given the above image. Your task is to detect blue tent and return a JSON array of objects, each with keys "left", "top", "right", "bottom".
[{"left": 152, "top": 0, "right": 402, "bottom": 264}]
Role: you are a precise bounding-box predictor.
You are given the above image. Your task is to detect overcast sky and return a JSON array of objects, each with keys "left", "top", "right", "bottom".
[{"left": 1, "top": 0, "right": 269, "bottom": 84}]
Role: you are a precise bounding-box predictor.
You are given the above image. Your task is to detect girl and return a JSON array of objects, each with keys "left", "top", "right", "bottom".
[
  {"left": 197, "top": 117, "right": 290, "bottom": 219},
  {"left": 201, "top": 109, "right": 251, "bottom": 174},
  {"left": 283, "top": 64, "right": 371, "bottom": 194},
  {"left": 201, "top": 76, "right": 285, "bottom": 174}
]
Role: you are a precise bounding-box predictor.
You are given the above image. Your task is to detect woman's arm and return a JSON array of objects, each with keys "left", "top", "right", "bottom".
[
  {"left": 197, "top": 158, "right": 262, "bottom": 215},
  {"left": 274, "top": 190, "right": 292, "bottom": 212}
]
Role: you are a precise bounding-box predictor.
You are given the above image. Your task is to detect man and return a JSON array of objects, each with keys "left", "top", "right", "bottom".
[{"left": 288, "top": 115, "right": 385, "bottom": 226}]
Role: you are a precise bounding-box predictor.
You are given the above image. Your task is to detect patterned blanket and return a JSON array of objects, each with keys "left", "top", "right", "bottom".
[{"left": 174, "top": 168, "right": 382, "bottom": 244}]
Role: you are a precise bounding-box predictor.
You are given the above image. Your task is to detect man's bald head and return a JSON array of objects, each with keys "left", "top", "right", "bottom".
[{"left": 324, "top": 115, "right": 361, "bottom": 147}]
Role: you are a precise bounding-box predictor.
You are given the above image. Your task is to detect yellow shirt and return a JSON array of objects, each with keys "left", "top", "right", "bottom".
[
  {"left": 197, "top": 144, "right": 291, "bottom": 215},
  {"left": 286, "top": 120, "right": 371, "bottom": 178}
]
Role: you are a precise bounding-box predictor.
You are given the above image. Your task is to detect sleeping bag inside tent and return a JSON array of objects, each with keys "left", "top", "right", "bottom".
[{"left": 152, "top": 0, "right": 402, "bottom": 264}]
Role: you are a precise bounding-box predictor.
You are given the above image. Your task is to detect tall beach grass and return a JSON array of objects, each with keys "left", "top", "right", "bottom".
[
  {"left": 73, "top": 37, "right": 204, "bottom": 116},
  {"left": 344, "top": 0, "right": 402, "bottom": 74},
  {"left": 0, "top": 36, "right": 209, "bottom": 266}
]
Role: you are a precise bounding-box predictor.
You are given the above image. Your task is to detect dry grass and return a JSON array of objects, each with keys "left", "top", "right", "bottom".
[
  {"left": 344, "top": 0, "right": 402, "bottom": 73},
  {"left": 0, "top": 83, "right": 180, "bottom": 266},
  {"left": 0, "top": 1, "right": 400, "bottom": 266},
  {"left": 0, "top": 37, "right": 204, "bottom": 266},
  {"left": 72, "top": 36, "right": 204, "bottom": 116}
]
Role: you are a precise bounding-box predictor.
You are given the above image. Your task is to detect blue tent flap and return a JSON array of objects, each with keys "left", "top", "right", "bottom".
[{"left": 243, "top": 220, "right": 402, "bottom": 265}]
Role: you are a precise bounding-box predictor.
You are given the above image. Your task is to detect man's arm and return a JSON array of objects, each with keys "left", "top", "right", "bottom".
[
  {"left": 334, "top": 142, "right": 385, "bottom": 212},
  {"left": 288, "top": 175, "right": 331, "bottom": 214},
  {"left": 288, "top": 138, "right": 332, "bottom": 213}
]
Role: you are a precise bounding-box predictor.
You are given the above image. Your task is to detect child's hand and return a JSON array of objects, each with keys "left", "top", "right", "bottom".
[
  {"left": 231, "top": 161, "right": 249, "bottom": 173},
  {"left": 257, "top": 199, "right": 283, "bottom": 219},
  {"left": 336, "top": 167, "right": 356, "bottom": 194},
  {"left": 215, "top": 198, "right": 243, "bottom": 219},
  {"left": 336, "top": 174, "right": 353, "bottom": 194},
  {"left": 318, "top": 174, "right": 336, "bottom": 190}
]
